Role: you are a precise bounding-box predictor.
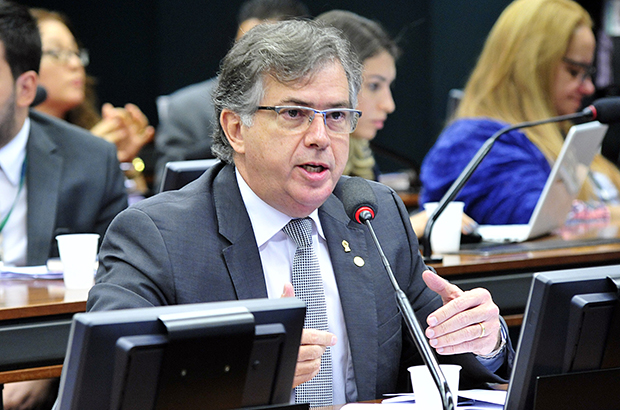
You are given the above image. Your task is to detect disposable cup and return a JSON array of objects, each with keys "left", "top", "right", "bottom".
[
  {"left": 409, "top": 364, "right": 461, "bottom": 410},
  {"left": 56, "top": 233, "right": 99, "bottom": 290},
  {"left": 423, "top": 202, "right": 464, "bottom": 254}
]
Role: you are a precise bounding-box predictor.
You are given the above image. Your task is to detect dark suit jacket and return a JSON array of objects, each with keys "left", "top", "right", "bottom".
[
  {"left": 89, "top": 162, "right": 513, "bottom": 400},
  {"left": 25, "top": 110, "right": 128, "bottom": 265}
]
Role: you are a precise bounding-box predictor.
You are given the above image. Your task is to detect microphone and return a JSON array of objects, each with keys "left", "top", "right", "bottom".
[
  {"left": 582, "top": 97, "right": 620, "bottom": 124},
  {"left": 422, "top": 97, "right": 620, "bottom": 262},
  {"left": 340, "top": 178, "right": 378, "bottom": 223},
  {"left": 339, "top": 177, "right": 456, "bottom": 410}
]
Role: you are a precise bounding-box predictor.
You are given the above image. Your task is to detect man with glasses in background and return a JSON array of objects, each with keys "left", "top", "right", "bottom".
[{"left": 89, "top": 19, "right": 513, "bottom": 406}]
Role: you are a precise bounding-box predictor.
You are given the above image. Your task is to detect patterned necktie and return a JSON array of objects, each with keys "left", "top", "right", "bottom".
[{"left": 282, "top": 218, "right": 333, "bottom": 407}]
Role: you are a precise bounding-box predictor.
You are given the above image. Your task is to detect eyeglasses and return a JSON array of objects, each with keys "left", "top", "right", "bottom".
[
  {"left": 42, "top": 48, "right": 89, "bottom": 67},
  {"left": 562, "top": 57, "right": 596, "bottom": 84},
  {"left": 256, "top": 105, "right": 362, "bottom": 134}
]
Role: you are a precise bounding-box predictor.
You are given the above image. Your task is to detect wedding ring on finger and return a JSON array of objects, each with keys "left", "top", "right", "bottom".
[{"left": 478, "top": 322, "right": 485, "bottom": 338}]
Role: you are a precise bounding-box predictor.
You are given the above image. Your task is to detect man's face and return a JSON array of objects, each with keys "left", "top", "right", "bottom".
[
  {"left": 0, "top": 42, "right": 16, "bottom": 149},
  {"left": 233, "top": 62, "right": 351, "bottom": 218}
]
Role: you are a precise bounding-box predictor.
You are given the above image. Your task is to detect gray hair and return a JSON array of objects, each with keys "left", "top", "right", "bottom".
[{"left": 211, "top": 19, "right": 363, "bottom": 163}]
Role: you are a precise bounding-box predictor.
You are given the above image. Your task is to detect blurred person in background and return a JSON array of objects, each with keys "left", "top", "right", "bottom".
[{"left": 31, "top": 8, "right": 154, "bottom": 200}]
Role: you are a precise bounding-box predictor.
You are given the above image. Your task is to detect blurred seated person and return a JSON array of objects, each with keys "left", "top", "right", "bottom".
[
  {"left": 153, "top": 0, "right": 309, "bottom": 190},
  {"left": 316, "top": 10, "right": 478, "bottom": 237},
  {"left": 30, "top": 8, "right": 154, "bottom": 199},
  {"left": 0, "top": 2, "right": 127, "bottom": 408},
  {"left": 420, "top": 0, "right": 620, "bottom": 225}
]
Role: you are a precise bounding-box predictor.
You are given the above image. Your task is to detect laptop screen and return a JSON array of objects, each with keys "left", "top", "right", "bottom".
[{"left": 477, "top": 120, "right": 608, "bottom": 243}]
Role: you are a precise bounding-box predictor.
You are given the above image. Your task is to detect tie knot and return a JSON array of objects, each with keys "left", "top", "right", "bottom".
[{"left": 283, "top": 217, "right": 313, "bottom": 248}]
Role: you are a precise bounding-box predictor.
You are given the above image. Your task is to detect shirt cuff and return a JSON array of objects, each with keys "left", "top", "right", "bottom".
[{"left": 475, "top": 321, "right": 507, "bottom": 373}]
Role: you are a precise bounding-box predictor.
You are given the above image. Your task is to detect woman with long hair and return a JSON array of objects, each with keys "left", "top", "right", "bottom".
[{"left": 420, "top": 0, "right": 620, "bottom": 225}]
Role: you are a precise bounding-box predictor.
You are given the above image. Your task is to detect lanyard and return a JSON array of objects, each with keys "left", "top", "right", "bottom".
[{"left": 0, "top": 155, "right": 27, "bottom": 234}]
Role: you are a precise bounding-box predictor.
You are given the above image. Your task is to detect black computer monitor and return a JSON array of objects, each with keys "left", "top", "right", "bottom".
[
  {"left": 56, "top": 298, "right": 305, "bottom": 410},
  {"left": 159, "top": 159, "right": 220, "bottom": 192},
  {"left": 505, "top": 264, "right": 620, "bottom": 410}
]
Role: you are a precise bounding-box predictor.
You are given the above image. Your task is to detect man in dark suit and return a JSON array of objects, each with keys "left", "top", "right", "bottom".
[
  {"left": 153, "top": 0, "right": 310, "bottom": 190},
  {"left": 0, "top": 7, "right": 127, "bottom": 268},
  {"left": 21, "top": 111, "right": 128, "bottom": 264},
  {"left": 0, "top": 2, "right": 127, "bottom": 407},
  {"left": 90, "top": 19, "right": 513, "bottom": 405}
]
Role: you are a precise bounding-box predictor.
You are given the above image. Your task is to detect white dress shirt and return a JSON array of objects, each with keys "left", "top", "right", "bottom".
[
  {"left": 236, "top": 169, "right": 357, "bottom": 404},
  {"left": 235, "top": 169, "right": 506, "bottom": 402},
  {"left": 0, "top": 118, "right": 30, "bottom": 266}
]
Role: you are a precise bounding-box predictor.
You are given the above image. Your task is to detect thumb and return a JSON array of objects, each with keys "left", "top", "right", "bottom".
[
  {"left": 281, "top": 282, "right": 295, "bottom": 298},
  {"left": 422, "top": 270, "right": 462, "bottom": 304}
]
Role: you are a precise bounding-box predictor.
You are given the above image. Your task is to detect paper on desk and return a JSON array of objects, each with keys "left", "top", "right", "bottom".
[
  {"left": 459, "top": 390, "right": 506, "bottom": 405},
  {"left": 0, "top": 264, "right": 63, "bottom": 279},
  {"left": 376, "top": 389, "right": 505, "bottom": 409},
  {"left": 344, "top": 403, "right": 501, "bottom": 410}
]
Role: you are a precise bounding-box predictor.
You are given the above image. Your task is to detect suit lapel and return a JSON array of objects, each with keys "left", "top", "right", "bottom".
[
  {"left": 212, "top": 168, "right": 381, "bottom": 396},
  {"left": 319, "top": 194, "right": 379, "bottom": 400},
  {"left": 26, "top": 117, "right": 62, "bottom": 265},
  {"left": 213, "top": 164, "right": 268, "bottom": 300}
]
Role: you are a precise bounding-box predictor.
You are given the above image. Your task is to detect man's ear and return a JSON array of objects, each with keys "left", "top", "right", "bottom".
[
  {"left": 220, "top": 109, "right": 245, "bottom": 155},
  {"left": 15, "top": 71, "right": 37, "bottom": 108}
]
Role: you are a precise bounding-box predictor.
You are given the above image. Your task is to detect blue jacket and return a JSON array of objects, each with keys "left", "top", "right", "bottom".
[{"left": 420, "top": 118, "right": 551, "bottom": 224}]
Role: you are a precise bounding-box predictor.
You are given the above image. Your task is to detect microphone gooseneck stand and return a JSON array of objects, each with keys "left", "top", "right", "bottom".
[
  {"left": 421, "top": 110, "right": 590, "bottom": 263},
  {"left": 358, "top": 208, "right": 456, "bottom": 410}
]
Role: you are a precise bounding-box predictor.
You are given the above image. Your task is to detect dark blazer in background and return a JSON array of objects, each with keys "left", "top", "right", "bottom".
[
  {"left": 26, "top": 110, "right": 128, "bottom": 265},
  {"left": 89, "top": 162, "right": 514, "bottom": 400},
  {"left": 154, "top": 77, "right": 218, "bottom": 189}
]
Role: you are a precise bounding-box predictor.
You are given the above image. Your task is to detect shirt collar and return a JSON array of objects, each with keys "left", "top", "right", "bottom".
[
  {"left": 235, "top": 167, "right": 326, "bottom": 247},
  {"left": 0, "top": 117, "right": 30, "bottom": 186}
]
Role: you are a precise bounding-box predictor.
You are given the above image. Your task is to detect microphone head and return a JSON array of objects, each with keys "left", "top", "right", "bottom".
[
  {"left": 337, "top": 177, "right": 378, "bottom": 224},
  {"left": 584, "top": 97, "right": 620, "bottom": 124}
]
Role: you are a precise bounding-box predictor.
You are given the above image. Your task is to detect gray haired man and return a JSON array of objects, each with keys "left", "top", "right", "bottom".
[{"left": 90, "top": 19, "right": 513, "bottom": 407}]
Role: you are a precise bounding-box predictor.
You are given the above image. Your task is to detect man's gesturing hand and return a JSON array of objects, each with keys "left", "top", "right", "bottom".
[
  {"left": 281, "top": 284, "right": 337, "bottom": 388},
  {"left": 422, "top": 270, "right": 501, "bottom": 356}
]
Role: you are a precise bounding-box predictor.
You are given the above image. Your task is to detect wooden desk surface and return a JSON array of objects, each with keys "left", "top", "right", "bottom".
[
  {"left": 432, "top": 237, "right": 620, "bottom": 277},
  {"left": 429, "top": 222, "right": 620, "bottom": 275},
  {"left": 428, "top": 222, "right": 620, "bottom": 327},
  {"left": 0, "top": 222, "right": 618, "bottom": 384},
  {"left": 0, "top": 279, "right": 87, "bottom": 320}
]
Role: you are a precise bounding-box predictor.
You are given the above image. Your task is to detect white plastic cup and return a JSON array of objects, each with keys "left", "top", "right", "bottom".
[
  {"left": 423, "top": 201, "right": 464, "bottom": 254},
  {"left": 56, "top": 234, "right": 100, "bottom": 290},
  {"left": 409, "top": 364, "right": 461, "bottom": 410}
]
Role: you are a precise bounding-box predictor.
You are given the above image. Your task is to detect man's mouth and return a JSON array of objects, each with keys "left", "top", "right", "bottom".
[{"left": 300, "top": 164, "right": 326, "bottom": 173}]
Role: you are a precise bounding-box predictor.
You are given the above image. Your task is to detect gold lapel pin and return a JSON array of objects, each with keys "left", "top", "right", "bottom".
[
  {"left": 342, "top": 240, "right": 351, "bottom": 253},
  {"left": 353, "top": 256, "right": 365, "bottom": 267}
]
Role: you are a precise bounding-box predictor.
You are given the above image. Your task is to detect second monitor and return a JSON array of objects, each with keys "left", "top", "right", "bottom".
[{"left": 505, "top": 264, "right": 620, "bottom": 410}]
